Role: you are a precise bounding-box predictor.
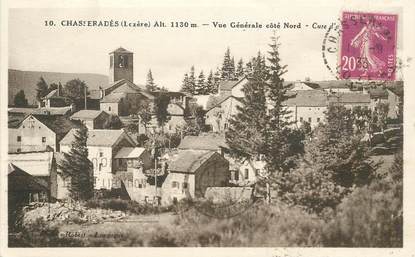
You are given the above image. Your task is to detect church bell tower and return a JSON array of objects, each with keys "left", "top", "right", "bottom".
[{"left": 109, "top": 47, "right": 134, "bottom": 83}]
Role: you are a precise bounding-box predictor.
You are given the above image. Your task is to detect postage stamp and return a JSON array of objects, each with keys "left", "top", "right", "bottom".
[{"left": 340, "top": 12, "right": 398, "bottom": 80}]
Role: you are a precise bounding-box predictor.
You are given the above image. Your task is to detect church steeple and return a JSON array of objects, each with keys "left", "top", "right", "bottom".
[{"left": 109, "top": 47, "right": 133, "bottom": 83}]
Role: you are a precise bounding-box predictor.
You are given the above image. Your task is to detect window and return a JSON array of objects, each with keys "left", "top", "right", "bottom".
[
  {"left": 234, "top": 170, "right": 239, "bottom": 181},
  {"left": 42, "top": 137, "right": 46, "bottom": 143},
  {"left": 99, "top": 152, "right": 104, "bottom": 157},
  {"left": 182, "top": 182, "right": 188, "bottom": 189},
  {"left": 172, "top": 181, "right": 180, "bottom": 188},
  {"left": 317, "top": 117, "right": 321, "bottom": 122},
  {"left": 17, "top": 148, "right": 21, "bottom": 153},
  {"left": 118, "top": 159, "right": 122, "bottom": 166},
  {"left": 244, "top": 169, "right": 249, "bottom": 180},
  {"left": 299, "top": 117, "right": 303, "bottom": 122},
  {"left": 255, "top": 169, "right": 260, "bottom": 176},
  {"left": 308, "top": 117, "right": 312, "bottom": 123},
  {"left": 17, "top": 136, "right": 21, "bottom": 142},
  {"left": 109, "top": 106, "right": 112, "bottom": 111},
  {"left": 99, "top": 163, "right": 102, "bottom": 171},
  {"left": 110, "top": 55, "right": 114, "bottom": 68}
]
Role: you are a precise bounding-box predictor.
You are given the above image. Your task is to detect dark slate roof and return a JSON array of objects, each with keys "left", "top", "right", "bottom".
[
  {"left": 8, "top": 107, "right": 72, "bottom": 116},
  {"left": 60, "top": 129, "right": 132, "bottom": 147},
  {"left": 71, "top": 110, "right": 107, "bottom": 120},
  {"left": 101, "top": 93, "right": 125, "bottom": 103},
  {"left": 8, "top": 163, "right": 49, "bottom": 192},
  {"left": 217, "top": 76, "right": 247, "bottom": 91},
  {"left": 32, "top": 114, "right": 80, "bottom": 142},
  {"left": 167, "top": 150, "right": 217, "bottom": 173},
  {"left": 329, "top": 93, "right": 371, "bottom": 104},
  {"left": 284, "top": 90, "right": 328, "bottom": 107},
  {"left": 368, "top": 88, "right": 388, "bottom": 99},
  {"left": 178, "top": 134, "right": 228, "bottom": 151},
  {"left": 314, "top": 80, "right": 352, "bottom": 89},
  {"left": 206, "top": 94, "right": 231, "bottom": 110},
  {"left": 103, "top": 79, "right": 154, "bottom": 100},
  {"left": 8, "top": 112, "right": 29, "bottom": 128},
  {"left": 218, "top": 80, "right": 239, "bottom": 91},
  {"left": 206, "top": 95, "right": 242, "bottom": 112},
  {"left": 110, "top": 47, "right": 133, "bottom": 54}
]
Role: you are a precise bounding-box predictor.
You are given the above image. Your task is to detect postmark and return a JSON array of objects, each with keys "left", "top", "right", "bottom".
[{"left": 340, "top": 11, "right": 398, "bottom": 80}]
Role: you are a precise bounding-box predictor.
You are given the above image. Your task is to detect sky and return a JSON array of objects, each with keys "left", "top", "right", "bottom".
[{"left": 8, "top": 5, "right": 403, "bottom": 91}]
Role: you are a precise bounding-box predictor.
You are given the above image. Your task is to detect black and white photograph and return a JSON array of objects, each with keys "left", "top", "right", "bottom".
[{"left": 1, "top": 1, "right": 414, "bottom": 256}]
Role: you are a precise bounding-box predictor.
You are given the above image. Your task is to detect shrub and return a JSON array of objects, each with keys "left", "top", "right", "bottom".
[
  {"left": 9, "top": 218, "right": 84, "bottom": 247},
  {"left": 85, "top": 199, "right": 173, "bottom": 215},
  {"left": 322, "top": 152, "right": 403, "bottom": 247}
]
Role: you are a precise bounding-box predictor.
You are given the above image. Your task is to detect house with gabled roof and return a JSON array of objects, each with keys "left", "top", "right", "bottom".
[
  {"left": 8, "top": 113, "right": 79, "bottom": 153},
  {"left": 284, "top": 90, "right": 328, "bottom": 128},
  {"left": 70, "top": 109, "right": 111, "bottom": 129},
  {"left": 59, "top": 128, "right": 136, "bottom": 189},
  {"left": 205, "top": 95, "right": 242, "bottom": 132},
  {"left": 8, "top": 151, "right": 58, "bottom": 201},
  {"left": 160, "top": 149, "right": 229, "bottom": 204}
]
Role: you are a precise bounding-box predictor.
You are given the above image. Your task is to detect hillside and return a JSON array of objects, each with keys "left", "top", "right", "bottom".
[{"left": 8, "top": 69, "right": 108, "bottom": 106}]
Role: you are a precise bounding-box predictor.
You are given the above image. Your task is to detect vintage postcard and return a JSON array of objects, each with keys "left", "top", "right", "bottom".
[{"left": 1, "top": 0, "right": 414, "bottom": 257}]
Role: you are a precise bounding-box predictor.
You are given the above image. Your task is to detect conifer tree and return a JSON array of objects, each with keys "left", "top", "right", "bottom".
[
  {"left": 36, "top": 76, "right": 49, "bottom": 103},
  {"left": 196, "top": 70, "right": 206, "bottom": 95},
  {"left": 236, "top": 58, "right": 245, "bottom": 78},
  {"left": 213, "top": 69, "right": 221, "bottom": 93},
  {"left": 263, "top": 36, "right": 296, "bottom": 202},
  {"left": 14, "top": 90, "right": 28, "bottom": 107},
  {"left": 180, "top": 73, "right": 191, "bottom": 93},
  {"left": 188, "top": 66, "right": 196, "bottom": 94},
  {"left": 221, "top": 48, "right": 236, "bottom": 80},
  {"left": 226, "top": 54, "right": 269, "bottom": 164},
  {"left": 206, "top": 70, "right": 215, "bottom": 94},
  {"left": 58, "top": 124, "right": 94, "bottom": 201},
  {"left": 146, "top": 69, "right": 158, "bottom": 91}
]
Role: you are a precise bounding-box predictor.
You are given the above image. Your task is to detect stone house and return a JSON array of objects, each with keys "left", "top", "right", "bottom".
[
  {"left": 70, "top": 110, "right": 112, "bottom": 129},
  {"left": 205, "top": 96, "right": 242, "bottom": 132},
  {"left": 100, "top": 79, "right": 155, "bottom": 116},
  {"left": 8, "top": 151, "right": 59, "bottom": 201},
  {"left": 8, "top": 113, "right": 79, "bottom": 153},
  {"left": 114, "top": 149, "right": 229, "bottom": 205},
  {"left": 228, "top": 157, "right": 266, "bottom": 186},
  {"left": 59, "top": 129, "right": 136, "bottom": 189},
  {"left": 284, "top": 90, "right": 328, "bottom": 128},
  {"left": 41, "top": 85, "right": 70, "bottom": 108},
  {"left": 113, "top": 147, "right": 153, "bottom": 172},
  {"left": 161, "top": 149, "right": 229, "bottom": 204}
]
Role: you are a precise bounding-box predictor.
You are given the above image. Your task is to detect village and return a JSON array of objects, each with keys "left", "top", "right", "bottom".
[
  {"left": 7, "top": 46, "right": 403, "bottom": 208},
  {"left": 6, "top": 44, "right": 405, "bottom": 248}
]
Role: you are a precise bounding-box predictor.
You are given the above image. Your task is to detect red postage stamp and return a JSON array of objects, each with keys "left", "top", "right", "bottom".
[{"left": 340, "top": 11, "right": 398, "bottom": 81}]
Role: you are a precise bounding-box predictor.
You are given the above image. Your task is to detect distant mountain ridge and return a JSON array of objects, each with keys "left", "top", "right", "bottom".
[{"left": 8, "top": 69, "right": 108, "bottom": 106}]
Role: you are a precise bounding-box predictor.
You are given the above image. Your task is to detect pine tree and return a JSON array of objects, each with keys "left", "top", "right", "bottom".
[
  {"left": 188, "top": 66, "right": 196, "bottom": 94},
  {"left": 236, "top": 58, "right": 244, "bottom": 78},
  {"left": 58, "top": 124, "right": 94, "bottom": 201},
  {"left": 196, "top": 70, "right": 206, "bottom": 95},
  {"left": 221, "top": 48, "right": 236, "bottom": 80},
  {"left": 226, "top": 54, "right": 269, "bottom": 166},
  {"left": 213, "top": 68, "right": 221, "bottom": 94},
  {"left": 180, "top": 73, "right": 190, "bottom": 93},
  {"left": 146, "top": 69, "right": 158, "bottom": 91},
  {"left": 36, "top": 76, "right": 49, "bottom": 103},
  {"left": 14, "top": 90, "right": 28, "bottom": 107},
  {"left": 263, "top": 36, "right": 296, "bottom": 202},
  {"left": 206, "top": 70, "right": 215, "bottom": 94}
]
